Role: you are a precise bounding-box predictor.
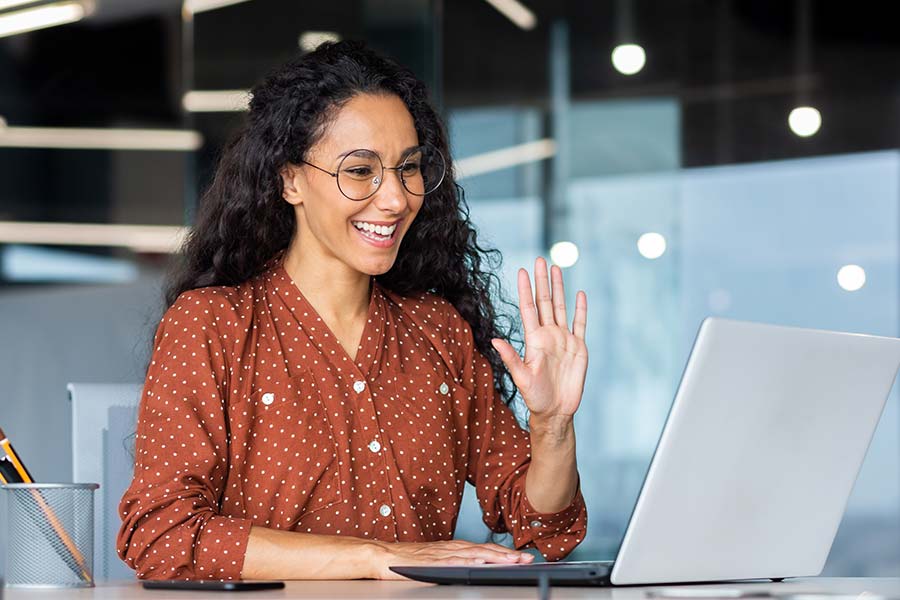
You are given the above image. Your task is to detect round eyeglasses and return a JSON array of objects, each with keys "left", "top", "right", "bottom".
[{"left": 300, "top": 145, "right": 446, "bottom": 201}]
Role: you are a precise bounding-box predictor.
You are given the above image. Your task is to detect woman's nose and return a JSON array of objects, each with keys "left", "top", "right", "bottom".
[{"left": 374, "top": 168, "right": 410, "bottom": 209}]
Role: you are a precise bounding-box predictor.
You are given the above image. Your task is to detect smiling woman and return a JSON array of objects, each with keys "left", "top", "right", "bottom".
[{"left": 115, "top": 40, "right": 588, "bottom": 582}]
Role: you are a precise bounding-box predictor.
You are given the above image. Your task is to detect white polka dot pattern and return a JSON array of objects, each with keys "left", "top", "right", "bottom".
[{"left": 115, "top": 259, "right": 587, "bottom": 581}]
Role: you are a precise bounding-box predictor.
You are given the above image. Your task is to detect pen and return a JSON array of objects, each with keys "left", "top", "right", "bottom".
[{"left": 0, "top": 425, "right": 93, "bottom": 584}]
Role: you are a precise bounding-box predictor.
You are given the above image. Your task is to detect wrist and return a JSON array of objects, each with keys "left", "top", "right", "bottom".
[
  {"left": 360, "top": 538, "right": 388, "bottom": 579},
  {"left": 528, "top": 413, "right": 575, "bottom": 443}
]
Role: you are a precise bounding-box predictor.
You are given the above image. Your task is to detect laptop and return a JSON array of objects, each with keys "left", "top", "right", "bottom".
[{"left": 391, "top": 317, "right": 900, "bottom": 586}]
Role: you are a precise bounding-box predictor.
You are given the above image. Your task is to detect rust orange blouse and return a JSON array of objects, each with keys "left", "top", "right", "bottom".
[{"left": 116, "top": 260, "right": 587, "bottom": 580}]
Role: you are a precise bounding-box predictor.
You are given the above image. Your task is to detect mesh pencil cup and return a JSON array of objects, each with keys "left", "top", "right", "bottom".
[{"left": 1, "top": 483, "right": 99, "bottom": 588}]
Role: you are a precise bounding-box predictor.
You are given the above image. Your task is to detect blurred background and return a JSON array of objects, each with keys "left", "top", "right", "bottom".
[{"left": 0, "top": 0, "right": 898, "bottom": 580}]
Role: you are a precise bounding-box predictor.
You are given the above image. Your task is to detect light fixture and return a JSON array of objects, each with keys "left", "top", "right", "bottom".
[
  {"left": 789, "top": 0, "right": 820, "bottom": 138},
  {"left": 837, "top": 264, "right": 865, "bottom": 292},
  {"left": 299, "top": 31, "right": 341, "bottom": 53},
  {"left": 637, "top": 232, "right": 666, "bottom": 259},
  {"left": 611, "top": 43, "right": 646, "bottom": 75},
  {"left": 788, "top": 106, "right": 821, "bottom": 137},
  {"left": 483, "top": 0, "right": 536, "bottom": 31},
  {"left": 0, "top": 0, "right": 42, "bottom": 11},
  {"left": 2, "top": 245, "right": 139, "bottom": 283},
  {"left": 549, "top": 241, "right": 579, "bottom": 268},
  {"left": 182, "top": 90, "right": 250, "bottom": 113},
  {"left": 0, "top": 0, "right": 93, "bottom": 39},
  {"left": 183, "top": 0, "right": 252, "bottom": 15},
  {"left": 611, "top": 0, "right": 645, "bottom": 75},
  {"left": 0, "top": 222, "right": 188, "bottom": 253},
  {"left": 0, "top": 125, "right": 203, "bottom": 150},
  {"left": 455, "top": 138, "right": 556, "bottom": 180}
]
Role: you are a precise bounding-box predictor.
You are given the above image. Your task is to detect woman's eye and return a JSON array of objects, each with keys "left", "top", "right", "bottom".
[
  {"left": 401, "top": 162, "right": 421, "bottom": 174},
  {"left": 345, "top": 167, "right": 373, "bottom": 176}
]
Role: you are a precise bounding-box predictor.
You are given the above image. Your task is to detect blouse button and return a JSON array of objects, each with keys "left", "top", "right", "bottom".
[
  {"left": 353, "top": 380, "right": 366, "bottom": 393},
  {"left": 439, "top": 382, "right": 450, "bottom": 395},
  {"left": 379, "top": 504, "right": 392, "bottom": 517},
  {"left": 261, "top": 393, "right": 275, "bottom": 406},
  {"left": 530, "top": 520, "right": 543, "bottom": 528},
  {"left": 368, "top": 440, "right": 382, "bottom": 453}
]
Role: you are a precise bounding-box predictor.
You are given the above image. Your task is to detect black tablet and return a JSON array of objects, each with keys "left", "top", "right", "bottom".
[{"left": 142, "top": 579, "right": 285, "bottom": 591}]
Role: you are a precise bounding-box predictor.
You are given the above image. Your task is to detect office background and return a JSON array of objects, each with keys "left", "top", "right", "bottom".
[{"left": 1, "top": 0, "right": 898, "bottom": 579}]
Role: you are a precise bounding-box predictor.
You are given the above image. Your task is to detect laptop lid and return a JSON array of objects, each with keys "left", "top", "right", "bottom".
[{"left": 610, "top": 317, "right": 900, "bottom": 585}]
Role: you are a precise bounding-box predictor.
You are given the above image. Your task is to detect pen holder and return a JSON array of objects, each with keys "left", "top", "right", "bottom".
[{"left": 2, "top": 482, "right": 99, "bottom": 588}]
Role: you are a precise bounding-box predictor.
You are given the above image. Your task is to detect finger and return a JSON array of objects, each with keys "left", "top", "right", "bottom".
[
  {"left": 461, "top": 549, "right": 524, "bottom": 563},
  {"left": 479, "top": 542, "right": 525, "bottom": 555},
  {"left": 534, "top": 257, "right": 555, "bottom": 326},
  {"left": 572, "top": 290, "right": 587, "bottom": 339},
  {"left": 477, "top": 543, "right": 533, "bottom": 562},
  {"left": 517, "top": 268, "right": 540, "bottom": 336},
  {"left": 440, "top": 544, "right": 526, "bottom": 563},
  {"left": 441, "top": 556, "right": 487, "bottom": 565},
  {"left": 550, "top": 264, "right": 568, "bottom": 330},
  {"left": 491, "top": 338, "right": 528, "bottom": 388}
]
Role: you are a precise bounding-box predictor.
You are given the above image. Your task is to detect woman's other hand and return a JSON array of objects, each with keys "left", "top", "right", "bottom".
[{"left": 369, "top": 539, "right": 534, "bottom": 580}]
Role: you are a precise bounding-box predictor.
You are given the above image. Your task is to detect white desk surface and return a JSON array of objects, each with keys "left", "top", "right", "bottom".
[{"left": 2, "top": 577, "right": 898, "bottom": 600}]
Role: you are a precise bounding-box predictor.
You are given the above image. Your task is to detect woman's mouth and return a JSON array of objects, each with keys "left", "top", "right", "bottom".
[{"left": 351, "top": 219, "right": 400, "bottom": 248}]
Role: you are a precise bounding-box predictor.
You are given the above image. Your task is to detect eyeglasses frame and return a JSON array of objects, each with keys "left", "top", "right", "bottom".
[{"left": 298, "top": 145, "right": 445, "bottom": 201}]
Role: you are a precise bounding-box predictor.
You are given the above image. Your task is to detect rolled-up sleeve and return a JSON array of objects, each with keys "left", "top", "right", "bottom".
[
  {"left": 116, "top": 291, "right": 253, "bottom": 580},
  {"left": 460, "top": 326, "right": 587, "bottom": 561}
]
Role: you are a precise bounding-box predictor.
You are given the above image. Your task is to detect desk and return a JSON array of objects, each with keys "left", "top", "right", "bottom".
[{"left": 2, "top": 578, "right": 898, "bottom": 600}]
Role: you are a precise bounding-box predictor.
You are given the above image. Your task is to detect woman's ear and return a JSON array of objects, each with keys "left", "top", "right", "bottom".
[{"left": 280, "top": 164, "right": 302, "bottom": 206}]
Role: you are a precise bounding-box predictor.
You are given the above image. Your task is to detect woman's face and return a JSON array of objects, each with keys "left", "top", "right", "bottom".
[{"left": 280, "top": 92, "right": 425, "bottom": 277}]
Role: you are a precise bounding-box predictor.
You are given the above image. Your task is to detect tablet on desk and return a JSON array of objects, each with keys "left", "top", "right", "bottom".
[{"left": 142, "top": 579, "right": 285, "bottom": 591}]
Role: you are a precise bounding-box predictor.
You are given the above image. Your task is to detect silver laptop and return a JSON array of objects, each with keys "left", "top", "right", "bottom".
[{"left": 391, "top": 317, "right": 900, "bottom": 586}]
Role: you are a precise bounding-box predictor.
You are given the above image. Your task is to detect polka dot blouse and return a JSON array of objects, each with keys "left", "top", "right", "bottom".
[{"left": 116, "top": 259, "right": 587, "bottom": 580}]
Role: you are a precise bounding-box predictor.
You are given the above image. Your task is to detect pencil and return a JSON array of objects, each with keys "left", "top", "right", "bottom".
[
  {"left": 0, "top": 426, "right": 93, "bottom": 584},
  {"left": 0, "top": 454, "right": 22, "bottom": 484},
  {"left": 0, "top": 427, "right": 34, "bottom": 483}
]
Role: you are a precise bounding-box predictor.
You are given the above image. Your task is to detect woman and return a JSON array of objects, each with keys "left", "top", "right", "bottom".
[{"left": 116, "top": 40, "right": 588, "bottom": 581}]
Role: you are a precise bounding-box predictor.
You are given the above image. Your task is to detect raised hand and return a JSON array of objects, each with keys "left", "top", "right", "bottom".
[{"left": 490, "top": 257, "right": 588, "bottom": 420}]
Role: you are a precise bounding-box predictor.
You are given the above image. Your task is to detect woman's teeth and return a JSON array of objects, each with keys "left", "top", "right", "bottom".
[{"left": 352, "top": 221, "right": 397, "bottom": 237}]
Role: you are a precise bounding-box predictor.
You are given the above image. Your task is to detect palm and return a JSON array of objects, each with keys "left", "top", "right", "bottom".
[{"left": 491, "top": 257, "right": 589, "bottom": 419}]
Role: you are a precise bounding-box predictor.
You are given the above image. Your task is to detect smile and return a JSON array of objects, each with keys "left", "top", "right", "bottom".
[
  {"left": 351, "top": 220, "right": 399, "bottom": 236},
  {"left": 351, "top": 219, "right": 401, "bottom": 248}
]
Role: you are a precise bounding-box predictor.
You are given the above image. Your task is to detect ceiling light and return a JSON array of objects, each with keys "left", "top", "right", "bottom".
[
  {"left": 0, "top": 0, "right": 93, "bottom": 39},
  {"left": 637, "top": 232, "right": 666, "bottom": 259},
  {"left": 837, "top": 264, "right": 865, "bottom": 292},
  {"left": 611, "top": 43, "right": 646, "bottom": 75},
  {"left": 183, "top": 0, "right": 251, "bottom": 15},
  {"left": 0, "top": 125, "right": 203, "bottom": 150},
  {"left": 299, "top": 31, "right": 341, "bottom": 52},
  {"left": 788, "top": 106, "right": 822, "bottom": 137},
  {"left": 182, "top": 90, "right": 250, "bottom": 112},
  {"left": 455, "top": 138, "right": 556, "bottom": 180},
  {"left": 2, "top": 245, "right": 139, "bottom": 283},
  {"left": 0, "top": 0, "right": 41, "bottom": 10},
  {"left": 484, "top": 0, "right": 536, "bottom": 31},
  {"left": 0, "top": 222, "right": 188, "bottom": 253},
  {"left": 550, "top": 241, "right": 579, "bottom": 268}
]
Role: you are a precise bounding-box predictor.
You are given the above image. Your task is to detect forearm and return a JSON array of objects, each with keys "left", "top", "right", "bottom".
[
  {"left": 241, "top": 525, "right": 381, "bottom": 580},
  {"left": 524, "top": 414, "right": 578, "bottom": 513}
]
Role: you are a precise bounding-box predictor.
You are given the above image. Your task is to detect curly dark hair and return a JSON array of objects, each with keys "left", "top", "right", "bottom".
[{"left": 165, "top": 40, "right": 522, "bottom": 406}]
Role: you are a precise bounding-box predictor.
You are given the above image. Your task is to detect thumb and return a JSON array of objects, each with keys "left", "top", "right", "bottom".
[{"left": 490, "top": 338, "right": 528, "bottom": 387}]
